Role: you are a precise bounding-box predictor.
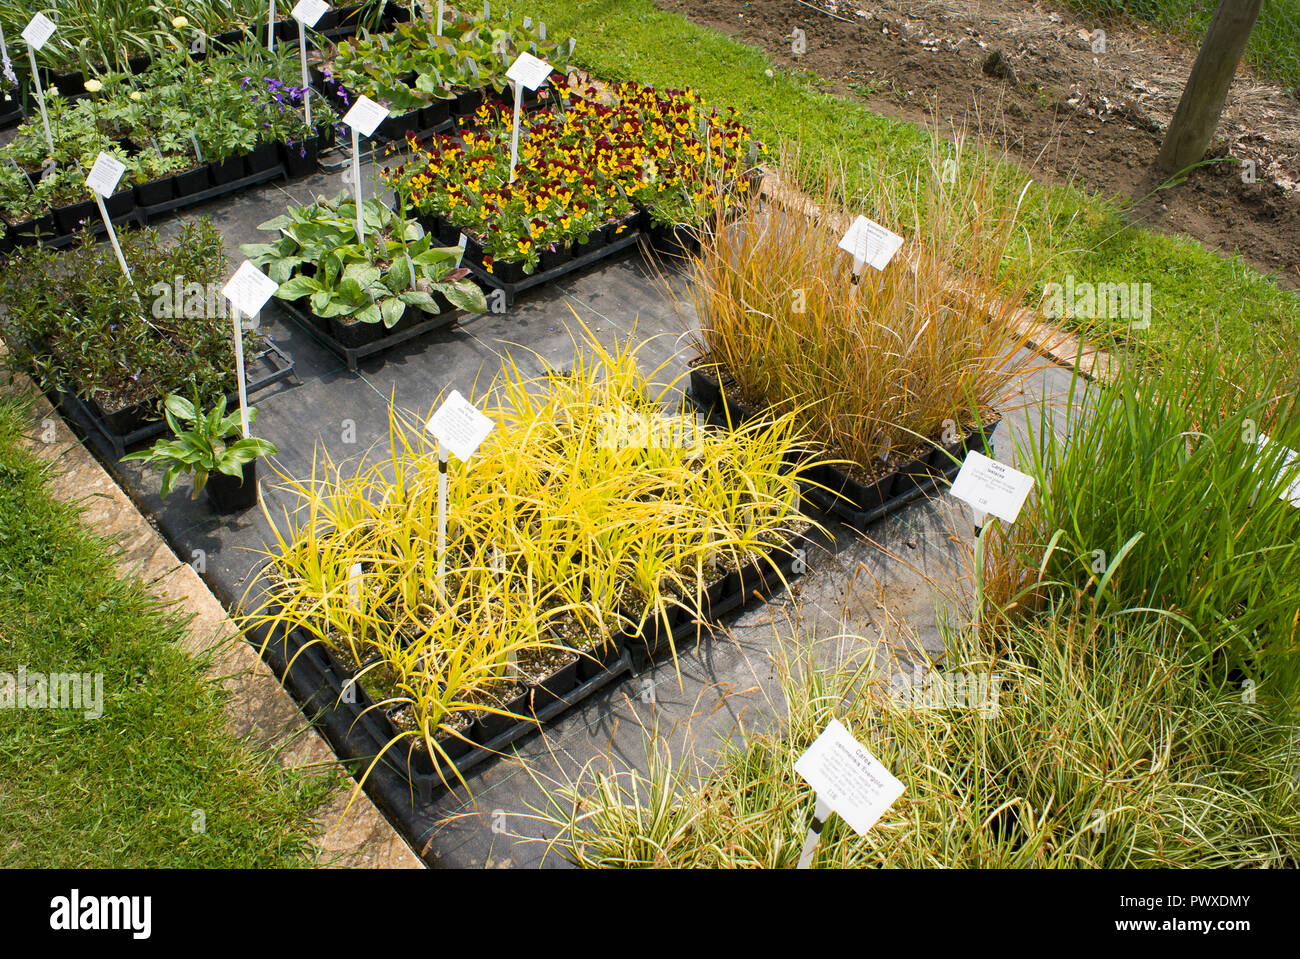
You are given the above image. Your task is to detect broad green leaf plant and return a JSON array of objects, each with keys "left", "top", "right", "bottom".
[
  {"left": 241, "top": 193, "right": 487, "bottom": 327},
  {"left": 122, "top": 394, "right": 278, "bottom": 499}
]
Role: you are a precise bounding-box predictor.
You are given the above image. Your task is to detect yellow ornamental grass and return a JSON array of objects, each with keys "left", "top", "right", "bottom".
[{"left": 243, "top": 321, "right": 823, "bottom": 794}]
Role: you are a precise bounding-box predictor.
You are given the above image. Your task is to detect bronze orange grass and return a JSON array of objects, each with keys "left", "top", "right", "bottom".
[{"left": 672, "top": 141, "right": 1046, "bottom": 479}]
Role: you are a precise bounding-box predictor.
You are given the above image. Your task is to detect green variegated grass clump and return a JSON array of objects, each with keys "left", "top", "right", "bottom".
[
  {"left": 243, "top": 323, "right": 820, "bottom": 789},
  {"left": 527, "top": 609, "right": 1300, "bottom": 868}
]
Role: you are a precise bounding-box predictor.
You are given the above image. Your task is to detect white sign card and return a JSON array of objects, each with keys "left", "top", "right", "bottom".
[
  {"left": 506, "top": 51, "right": 552, "bottom": 91},
  {"left": 343, "top": 95, "right": 388, "bottom": 137},
  {"left": 291, "top": 0, "right": 329, "bottom": 27},
  {"left": 948, "top": 450, "right": 1035, "bottom": 525},
  {"left": 425, "top": 390, "right": 494, "bottom": 461},
  {"left": 795, "top": 719, "right": 904, "bottom": 836},
  {"left": 839, "top": 215, "right": 904, "bottom": 272},
  {"left": 221, "top": 260, "right": 280, "bottom": 318},
  {"left": 85, "top": 152, "right": 126, "bottom": 197},
  {"left": 1255, "top": 435, "right": 1300, "bottom": 507},
  {"left": 22, "top": 13, "right": 56, "bottom": 50}
]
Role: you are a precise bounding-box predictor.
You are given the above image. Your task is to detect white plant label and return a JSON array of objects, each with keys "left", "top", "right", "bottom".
[
  {"left": 506, "top": 51, "right": 552, "bottom": 91},
  {"left": 839, "top": 215, "right": 904, "bottom": 272},
  {"left": 343, "top": 95, "right": 388, "bottom": 137},
  {"left": 949, "top": 450, "right": 1034, "bottom": 524},
  {"left": 456, "top": 232, "right": 467, "bottom": 267},
  {"left": 347, "top": 561, "right": 363, "bottom": 605},
  {"left": 425, "top": 390, "right": 494, "bottom": 461},
  {"left": 291, "top": 0, "right": 329, "bottom": 27},
  {"left": 22, "top": 13, "right": 56, "bottom": 50},
  {"left": 795, "top": 719, "right": 904, "bottom": 836},
  {"left": 1254, "top": 435, "right": 1300, "bottom": 507},
  {"left": 85, "top": 152, "right": 126, "bottom": 197},
  {"left": 222, "top": 260, "right": 280, "bottom": 318}
]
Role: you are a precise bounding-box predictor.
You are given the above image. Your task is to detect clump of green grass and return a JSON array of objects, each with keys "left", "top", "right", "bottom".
[
  {"left": 985, "top": 332, "right": 1300, "bottom": 703},
  {"left": 525, "top": 608, "right": 1300, "bottom": 867},
  {"left": 0, "top": 390, "right": 332, "bottom": 868}
]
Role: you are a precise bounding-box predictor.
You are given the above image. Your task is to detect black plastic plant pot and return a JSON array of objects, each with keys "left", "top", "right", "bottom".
[
  {"left": 104, "top": 187, "right": 134, "bottom": 220},
  {"left": 529, "top": 656, "right": 580, "bottom": 708},
  {"left": 87, "top": 395, "right": 157, "bottom": 437},
  {"left": 280, "top": 136, "right": 320, "bottom": 178},
  {"left": 572, "top": 636, "right": 625, "bottom": 682},
  {"left": 376, "top": 110, "right": 418, "bottom": 143},
  {"left": 328, "top": 307, "right": 427, "bottom": 348},
  {"left": 214, "top": 28, "right": 245, "bottom": 47},
  {"left": 492, "top": 258, "right": 527, "bottom": 284},
  {"left": 451, "top": 88, "right": 483, "bottom": 117},
  {"left": 539, "top": 243, "right": 571, "bottom": 273},
  {"left": 127, "top": 54, "right": 151, "bottom": 75},
  {"left": 209, "top": 155, "right": 246, "bottom": 185},
  {"left": 420, "top": 98, "right": 451, "bottom": 130},
  {"left": 54, "top": 199, "right": 96, "bottom": 235},
  {"left": 0, "top": 226, "right": 12, "bottom": 255},
  {"left": 314, "top": 8, "right": 341, "bottom": 31},
  {"left": 10, "top": 213, "right": 56, "bottom": 245},
  {"left": 206, "top": 461, "right": 259, "bottom": 513},
  {"left": 381, "top": 2, "right": 414, "bottom": 26},
  {"left": 48, "top": 69, "right": 86, "bottom": 98},
  {"left": 134, "top": 175, "right": 174, "bottom": 206},
  {"left": 572, "top": 225, "right": 609, "bottom": 257},
  {"left": 648, "top": 222, "right": 701, "bottom": 257},
  {"left": 434, "top": 217, "right": 460, "bottom": 246},
  {"left": 470, "top": 688, "right": 532, "bottom": 745},
  {"left": 246, "top": 141, "right": 280, "bottom": 176},
  {"left": 172, "top": 163, "right": 212, "bottom": 198},
  {"left": 276, "top": 19, "right": 298, "bottom": 42}
]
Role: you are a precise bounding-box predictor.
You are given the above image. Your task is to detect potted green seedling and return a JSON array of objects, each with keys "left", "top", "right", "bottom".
[{"left": 122, "top": 394, "right": 277, "bottom": 513}]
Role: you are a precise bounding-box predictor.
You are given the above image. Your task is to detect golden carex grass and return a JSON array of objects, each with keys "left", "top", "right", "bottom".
[
  {"left": 674, "top": 142, "right": 1042, "bottom": 481},
  {"left": 242, "top": 323, "right": 822, "bottom": 788}
]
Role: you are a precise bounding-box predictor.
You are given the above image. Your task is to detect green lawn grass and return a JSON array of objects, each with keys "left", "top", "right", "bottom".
[
  {"left": 0, "top": 391, "right": 333, "bottom": 868},
  {"left": 531, "top": 0, "right": 1300, "bottom": 368}
]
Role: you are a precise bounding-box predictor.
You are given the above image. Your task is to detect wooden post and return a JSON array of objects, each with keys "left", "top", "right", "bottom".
[{"left": 1156, "top": 0, "right": 1262, "bottom": 173}]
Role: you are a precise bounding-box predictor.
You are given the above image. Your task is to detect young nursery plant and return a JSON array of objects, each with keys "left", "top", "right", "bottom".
[
  {"left": 244, "top": 325, "right": 819, "bottom": 789},
  {"left": 240, "top": 192, "right": 488, "bottom": 330},
  {"left": 677, "top": 146, "right": 1037, "bottom": 495},
  {"left": 122, "top": 393, "right": 277, "bottom": 510}
]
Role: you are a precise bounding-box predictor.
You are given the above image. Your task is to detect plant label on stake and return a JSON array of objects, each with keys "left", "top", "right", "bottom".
[
  {"left": 268, "top": 0, "right": 277, "bottom": 52},
  {"left": 292, "top": 0, "right": 329, "bottom": 130},
  {"left": 505, "top": 52, "right": 551, "bottom": 183},
  {"left": 22, "top": 14, "right": 56, "bottom": 154},
  {"left": 85, "top": 152, "right": 135, "bottom": 283},
  {"left": 1253, "top": 435, "right": 1300, "bottom": 508},
  {"left": 425, "top": 390, "right": 495, "bottom": 592},
  {"left": 342, "top": 96, "right": 387, "bottom": 240},
  {"left": 794, "top": 719, "right": 904, "bottom": 868},
  {"left": 436, "top": 0, "right": 444, "bottom": 34},
  {"left": 949, "top": 450, "right": 1034, "bottom": 528},
  {"left": 221, "top": 261, "right": 279, "bottom": 439},
  {"left": 839, "top": 215, "right": 903, "bottom": 280}
]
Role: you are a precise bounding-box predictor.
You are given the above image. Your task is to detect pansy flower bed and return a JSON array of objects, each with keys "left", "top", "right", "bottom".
[{"left": 386, "top": 82, "right": 762, "bottom": 281}]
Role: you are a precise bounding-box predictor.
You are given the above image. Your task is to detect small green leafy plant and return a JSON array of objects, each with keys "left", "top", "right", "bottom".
[
  {"left": 122, "top": 394, "right": 277, "bottom": 499},
  {"left": 241, "top": 193, "right": 487, "bottom": 327}
]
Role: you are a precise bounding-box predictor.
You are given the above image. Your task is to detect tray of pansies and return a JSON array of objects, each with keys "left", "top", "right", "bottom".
[
  {"left": 384, "top": 80, "right": 763, "bottom": 304},
  {"left": 310, "top": 8, "right": 571, "bottom": 145},
  {"left": 241, "top": 193, "right": 488, "bottom": 370}
]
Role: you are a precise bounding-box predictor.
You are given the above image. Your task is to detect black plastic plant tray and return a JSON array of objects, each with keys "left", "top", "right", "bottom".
[
  {"left": 136, "top": 163, "right": 286, "bottom": 222},
  {"left": 277, "top": 297, "right": 460, "bottom": 372},
  {"left": 53, "top": 341, "right": 296, "bottom": 458},
  {"left": 686, "top": 359, "right": 1001, "bottom": 529},
  {"left": 461, "top": 229, "right": 644, "bottom": 307},
  {"left": 248, "top": 528, "right": 810, "bottom": 803}
]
